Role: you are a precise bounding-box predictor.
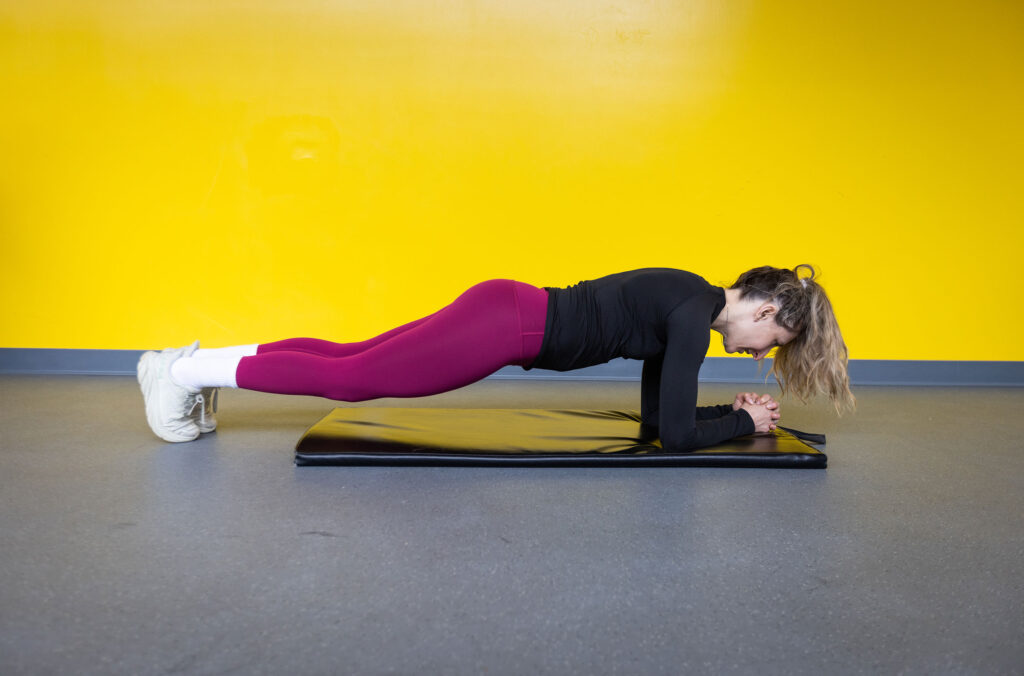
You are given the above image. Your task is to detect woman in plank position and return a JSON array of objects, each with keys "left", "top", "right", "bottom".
[{"left": 138, "top": 265, "right": 854, "bottom": 448}]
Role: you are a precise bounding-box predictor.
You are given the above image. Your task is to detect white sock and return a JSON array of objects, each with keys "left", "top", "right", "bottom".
[
  {"left": 170, "top": 355, "right": 242, "bottom": 389},
  {"left": 192, "top": 344, "right": 260, "bottom": 360}
]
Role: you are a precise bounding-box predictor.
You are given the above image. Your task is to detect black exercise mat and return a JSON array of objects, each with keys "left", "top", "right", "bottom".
[{"left": 295, "top": 408, "right": 827, "bottom": 468}]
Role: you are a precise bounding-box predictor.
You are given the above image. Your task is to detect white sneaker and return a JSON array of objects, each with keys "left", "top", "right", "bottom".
[
  {"left": 159, "top": 345, "right": 218, "bottom": 433},
  {"left": 137, "top": 341, "right": 202, "bottom": 443},
  {"left": 191, "top": 387, "right": 219, "bottom": 434}
]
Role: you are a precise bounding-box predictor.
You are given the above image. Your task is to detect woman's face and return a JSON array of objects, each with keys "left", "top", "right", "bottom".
[{"left": 721, "top": 310, "right": 799, "bottom": 361}]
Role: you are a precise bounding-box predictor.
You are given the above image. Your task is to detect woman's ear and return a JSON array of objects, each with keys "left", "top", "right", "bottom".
[{"left": 755, "top": 302, "right": 778, "bottom": 322}]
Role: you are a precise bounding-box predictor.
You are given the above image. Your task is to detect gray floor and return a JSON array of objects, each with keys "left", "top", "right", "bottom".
[{"left": 1, "top": 375, "right": 1022, "bottom": 675}]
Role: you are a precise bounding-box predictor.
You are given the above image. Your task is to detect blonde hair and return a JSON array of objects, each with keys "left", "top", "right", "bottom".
[{"left": 730, "top": 264, "right": 856, "bottom": 415}]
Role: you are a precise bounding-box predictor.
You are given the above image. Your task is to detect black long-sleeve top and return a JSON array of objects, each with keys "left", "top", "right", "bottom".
[{"left": 525, "top": 268, "right": 755, "bottom": 451}]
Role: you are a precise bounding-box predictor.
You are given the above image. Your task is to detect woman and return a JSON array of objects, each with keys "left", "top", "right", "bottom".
[{"left": 138, "top": 265, "right": 855, "bottom": 448}]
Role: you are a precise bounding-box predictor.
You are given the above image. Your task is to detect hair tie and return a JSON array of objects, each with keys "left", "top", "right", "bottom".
[{"left": 800, "top": 278, "right": 808, "bottom": 289}]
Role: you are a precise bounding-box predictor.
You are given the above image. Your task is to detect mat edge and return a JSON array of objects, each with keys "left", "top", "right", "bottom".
[{"left": 294, "top": 452, "right": 827, "bottom": 469}]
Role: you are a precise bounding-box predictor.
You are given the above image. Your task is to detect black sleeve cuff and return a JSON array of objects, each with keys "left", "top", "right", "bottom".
[{"left": 733, "top": 408, "right": 756, "bottom": 435}]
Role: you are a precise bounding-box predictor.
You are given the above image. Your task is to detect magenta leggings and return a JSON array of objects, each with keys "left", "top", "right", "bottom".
[{"left": 236, "top": 279, "right": 548, "bottom": 401}]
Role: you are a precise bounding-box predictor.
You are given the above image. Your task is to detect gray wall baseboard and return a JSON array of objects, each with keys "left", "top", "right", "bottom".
[{"left": 1, "top": 349, "right": 1022, "bottom": 386}]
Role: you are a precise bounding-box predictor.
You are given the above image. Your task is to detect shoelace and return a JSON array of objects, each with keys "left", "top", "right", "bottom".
[
  {"left": 185, "top": 389, "right": 218, "bottom": 428},
  {"left": 186, "top": 392, "right": 207, "bottom": 428}
]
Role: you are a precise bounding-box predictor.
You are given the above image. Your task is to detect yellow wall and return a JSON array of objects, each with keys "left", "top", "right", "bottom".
[{"left": 2, "top": 1, "right": 1022, "bottom": 360}]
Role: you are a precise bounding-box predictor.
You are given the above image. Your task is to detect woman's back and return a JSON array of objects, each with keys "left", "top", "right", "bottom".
[{"left": 529, "top": 268, "right": 726, "bottom": 371}]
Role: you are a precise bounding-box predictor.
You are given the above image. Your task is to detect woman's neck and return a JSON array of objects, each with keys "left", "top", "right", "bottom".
[{"left": 710, "top": 288, "right": 742, "bottom": 334}]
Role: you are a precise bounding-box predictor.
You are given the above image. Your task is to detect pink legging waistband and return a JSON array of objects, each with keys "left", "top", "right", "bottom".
[{"left": 236, "top": 279, "right": 548, "bottom": 401}]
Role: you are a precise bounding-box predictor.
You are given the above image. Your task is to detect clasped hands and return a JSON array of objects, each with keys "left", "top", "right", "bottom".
[{"left": 731, "top": 392, "right": 781, "bottom": 434}]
